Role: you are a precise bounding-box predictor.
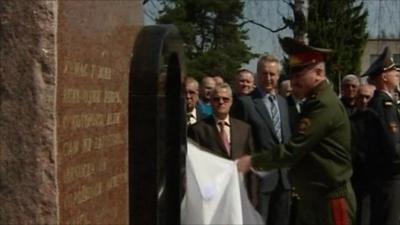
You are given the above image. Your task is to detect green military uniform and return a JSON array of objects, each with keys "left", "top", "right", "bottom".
[
  {"left": 252, "top": 80, "right": 355, "bottom": 225},
  {"left": 251, "top": 37, "right": 356, "bottom": 225}
]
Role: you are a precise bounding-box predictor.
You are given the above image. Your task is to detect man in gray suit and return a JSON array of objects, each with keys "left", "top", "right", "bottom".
[{"left": 232, "top": 54, "right": 291, "bottom": 225}]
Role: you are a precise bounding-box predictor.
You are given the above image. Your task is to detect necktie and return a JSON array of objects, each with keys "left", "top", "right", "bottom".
[
  {"left": 218, "top": 121, "right": 230, "bottom": 156},
  {"left": 269, "top": 95, "right": 282, "bottom": 143}
]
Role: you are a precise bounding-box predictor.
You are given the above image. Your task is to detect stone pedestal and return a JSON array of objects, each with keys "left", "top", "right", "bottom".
[{"left": 0, "top": 1, "right": 142, "bottom": 224}]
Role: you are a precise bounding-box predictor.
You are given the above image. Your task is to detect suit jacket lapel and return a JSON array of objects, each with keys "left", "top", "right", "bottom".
[
  {"left": 277, "top": 95, "right": 290, "bottom": 142},
  {"left": 253, "top": 97, "right": 277, "bottom": 141}
]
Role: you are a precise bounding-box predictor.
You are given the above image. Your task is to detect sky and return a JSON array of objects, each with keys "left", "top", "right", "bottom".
[{"left": 144, "top": 0, "right": 400, "bottom": 70}]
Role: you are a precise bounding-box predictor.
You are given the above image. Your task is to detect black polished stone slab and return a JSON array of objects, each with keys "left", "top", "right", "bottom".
[{"left": 129, "top": 25, "right": 186, "bottom": 225}]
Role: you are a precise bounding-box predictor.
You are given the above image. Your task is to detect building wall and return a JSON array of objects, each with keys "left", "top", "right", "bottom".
[{"left": 361, "top": 39, "right": 400, "bottom": 74}]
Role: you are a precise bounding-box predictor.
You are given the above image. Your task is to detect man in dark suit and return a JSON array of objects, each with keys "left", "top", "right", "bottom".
[
  {"left": 349, "top": 84, "right": 388, "bottom": 225},
  {"left": 188, "top": 83, "right": 254, "bottom": 160},
  {"left": 185, "top": 76, "right": 207, "bottom": 126},
  {"left": 349, "top": 84, "right": 374, "bottom": 225},
  {"left": 187, "top": 83, "right": 262, "bottom": 224},
  {"left": 233, "top": 54, "right": 291, "bottom": 225},
  {"left": 363, "top": 47, "right": 400, "bottom": 225},
  {"left": 340, "top": 74, "right": 360, "bottom": 116}
]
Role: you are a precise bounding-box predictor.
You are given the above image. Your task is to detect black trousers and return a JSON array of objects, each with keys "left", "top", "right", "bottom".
[
  {"left": 370, "top": 179, "right": 400, "bottom": 225},
  {"left": 353, "top": 185, "right": 370, "bottom": 225}
]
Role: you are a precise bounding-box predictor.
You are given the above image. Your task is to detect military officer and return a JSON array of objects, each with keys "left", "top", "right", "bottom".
[
  {"left": 237, "top": 37, "right": 355, "bottom": 225},
  {"left": 363, "top": 47, "right": 400, "bottom": 225}
]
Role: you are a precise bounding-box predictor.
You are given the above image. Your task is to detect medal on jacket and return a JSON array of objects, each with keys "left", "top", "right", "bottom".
[{"left": 297, "top": 117, "right": 311, "bottom": 134}]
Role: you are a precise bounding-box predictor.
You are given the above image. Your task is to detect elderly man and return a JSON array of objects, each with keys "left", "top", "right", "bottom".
[
  {"left": 188, "top": 83, "right": 254, "bottom": 160},
  {"left": 184, "top": 76, "right": 207, "bottom": 126},
  {"left": 237, "top": 37, "right": 355, "bottom": 225},
  {"left": 187, "top": 83, "right": 262, "bottom": 224},
  {"left": 233, "top": 69, "right": 255, "bottom": 96},
  {"left": 363, "top": 47, "right": 400, "bottom": 225},
  {"left": 349, "top": 84, "right": 386, "bottom": 225},
  {"left": 233, "top": 54, "right": 292, "bottom": 225},
  {"left": 341, "top": 74, "right": 361, "bottom": 116}
]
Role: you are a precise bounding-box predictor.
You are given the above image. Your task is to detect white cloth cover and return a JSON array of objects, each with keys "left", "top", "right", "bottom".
[{"left": 181, "top": 139, "right": 263, "bottom": 225}]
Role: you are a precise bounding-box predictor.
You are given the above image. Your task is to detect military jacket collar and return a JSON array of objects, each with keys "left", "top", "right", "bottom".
[
  {"left": 306, "top": 80, "right": 330, "bottom": 99},
  {"left": 379, "top": 90, "right": 394, "bottom": 100}
]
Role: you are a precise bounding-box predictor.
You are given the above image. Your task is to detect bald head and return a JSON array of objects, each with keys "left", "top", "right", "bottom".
[
  {"left": 200, "top": 76, "right": 216, "bottom": 102},
  {"left": 355, "top": 84, "right": 374, "bottom": 110}
]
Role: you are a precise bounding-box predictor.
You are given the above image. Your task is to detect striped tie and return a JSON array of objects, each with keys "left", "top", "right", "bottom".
[{"left": 269, "top": 95, "right": 282, "bottom": 143}]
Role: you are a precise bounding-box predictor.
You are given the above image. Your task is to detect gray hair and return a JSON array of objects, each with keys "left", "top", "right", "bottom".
[
  {"left": 236, "top": 68, "right": 254, "bottom": 77},
  {"left": 211, "top": 83, "right": 233, "bottom": 98},
  {"left": 342, "top": 74, "right": 360, "bottom": 86},
  {"left": 185, "top": 76, "right": 199, "bottom": 89},
  {"left": 257, "top": 54, "right": 282, "bottom": 74}
]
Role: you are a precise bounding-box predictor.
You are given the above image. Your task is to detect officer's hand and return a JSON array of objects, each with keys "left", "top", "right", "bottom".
[{"left": 237, "top": 155, "right": 252, "bottom": 173}]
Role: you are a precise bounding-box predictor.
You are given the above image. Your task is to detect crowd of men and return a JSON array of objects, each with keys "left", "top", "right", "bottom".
[{"left": 184, "top": 37, "right": 400, "bottom": 225}]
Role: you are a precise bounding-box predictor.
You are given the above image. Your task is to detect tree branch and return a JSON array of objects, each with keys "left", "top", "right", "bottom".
[{"left": 240, "top": 19, "right": 288, "bottom": 33}]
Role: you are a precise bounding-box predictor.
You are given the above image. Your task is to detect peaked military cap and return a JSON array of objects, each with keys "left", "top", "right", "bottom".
[
  {"left": 279, "top": 37, "right": 331, "bottom": 72},
  {"left": 362, "top": 47, "right": 397, "bottom": 78}
]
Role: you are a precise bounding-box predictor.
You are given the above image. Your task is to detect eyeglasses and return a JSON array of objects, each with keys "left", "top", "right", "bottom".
[{"left": 212, "top": 97, "right": 231, "bottom": 103}]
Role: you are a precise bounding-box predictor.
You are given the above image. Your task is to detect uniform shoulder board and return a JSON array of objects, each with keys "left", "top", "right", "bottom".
[{"left": 384, "top": 101, "right": 393, "bottom": 106}]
